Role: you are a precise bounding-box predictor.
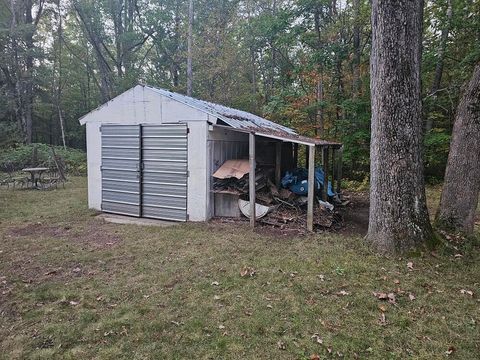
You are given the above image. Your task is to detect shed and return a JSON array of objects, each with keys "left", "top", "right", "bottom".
[{"left": 79, "top": 84, "right": 341, "bottom": 230}]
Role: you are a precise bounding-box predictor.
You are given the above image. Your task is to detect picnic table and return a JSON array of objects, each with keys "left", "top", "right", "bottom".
[{"left": 22, "top": 167, "right": 49, "bottom": 189}]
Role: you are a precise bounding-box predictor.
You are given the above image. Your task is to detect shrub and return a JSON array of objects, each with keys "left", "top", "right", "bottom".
[{"left": 0, "top": 143, "right": 87, "bottom": 175}]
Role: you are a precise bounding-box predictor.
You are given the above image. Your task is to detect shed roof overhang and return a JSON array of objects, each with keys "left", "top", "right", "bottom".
[{"left": 211, "top": 124, "right": 342, "bottom": 148}]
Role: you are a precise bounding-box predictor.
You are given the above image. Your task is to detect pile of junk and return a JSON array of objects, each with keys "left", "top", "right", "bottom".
[{"left": 212, "top": 159, "right": 348, "bottom": 232}]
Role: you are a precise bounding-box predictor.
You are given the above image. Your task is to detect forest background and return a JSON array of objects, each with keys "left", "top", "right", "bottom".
[{"left": 1, "top": 0, "right": 479, "bottom": 182}]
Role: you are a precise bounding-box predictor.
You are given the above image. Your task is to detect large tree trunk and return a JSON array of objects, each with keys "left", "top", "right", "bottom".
[
  {"left": 436, "top": 62, "right": 480, "bottom": 234},
  {"left": 367, "top": 0, "right": 433, "bottom": 253}
]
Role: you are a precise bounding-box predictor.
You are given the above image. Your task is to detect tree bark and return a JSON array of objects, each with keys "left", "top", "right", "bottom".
[
  {"left": 352, "top": 0, "right": 361, "bottom": 97},
  {"left": 436, "top": 62, "right": 480, "bottom": 234},
  {"left": 368, "top": 0, "right": 434, "bottom": 253}
]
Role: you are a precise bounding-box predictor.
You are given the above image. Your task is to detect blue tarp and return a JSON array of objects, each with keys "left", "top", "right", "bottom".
[{"left": 281, "top": 167, "right": 335, "bottom": 197}]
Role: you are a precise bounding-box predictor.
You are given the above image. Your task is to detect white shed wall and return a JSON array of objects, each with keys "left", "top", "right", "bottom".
[
  {"left": 205, "top": 123, "right": 249, "bottom": 219},
  {"left": 83, "top": 85, "right": 209, "bottom": 220}
]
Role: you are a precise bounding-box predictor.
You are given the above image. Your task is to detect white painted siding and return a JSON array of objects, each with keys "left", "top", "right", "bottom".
[{"left": 206, "top": 124, "right": 249, "bottom": 219}]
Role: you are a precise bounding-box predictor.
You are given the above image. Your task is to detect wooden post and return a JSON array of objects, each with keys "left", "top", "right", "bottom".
[
  {"left": 249, "top": 133, "right": 256, "bottom": 228},
  {"left": 305, "top": 145, "right": 309, "bottom": 167},
  {"left": 336, "top": 146, "right": 343, "bottom": 194},
  {"left": 293, "top": 143, "right": 298, "bottom": 168},
  {"left": 322, "top": 146, "right": 329, "bottom": 200},
  {"left": 307, "top": 145, "right": 315, "bottom": 231},
  {"left": 331, "top": 148, "right": 336, "bottom": 194},
  {"left": 275, "top": 142, "right": 282, "bottom": 187}
]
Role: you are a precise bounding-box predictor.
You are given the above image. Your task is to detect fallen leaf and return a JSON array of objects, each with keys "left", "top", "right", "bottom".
[
  {"left": 378, "top": 305, "right": 387, "bottom": 312},
  {"left": 408, "top": 293, "right": 416, "bottom": 301},
  {"left": 44, "top": 268, "right": 61, "bottom": 276},
  {"left": 446, "top": 346, "right": 456, "bottom": 356},
  {"left": 394, "top": 279, "right": 400, "bottom": 284},
  {"left": 373, "top": 292, "right": 388, "bottom": 300},
  {"left": 327, "top": 346, "right": 333, "bottom": 354},
  {"left": 310, "top": 355, "right": 320, "bottom": 360},
  {"left": 460, "top": 289, "right": 474, "bottom": 296},
  {"left": 218, "top": 325, "right": 225, "bottom": 330},
  {"left": 277, "top": 341, "right": 286, "bottom": 350},
  {"left": 311, "top": 333, "right": 323, "bottom": 344},
  {"left": 72, "top": 267, "right": 81, "bottom": 273},
  {"left": 267, "top": 304, "right": 273, "bottom": 309},
  {"left": 69, "top": 300, "right": 79, "bottom": 306},
  {"left": 336, "top": 290, "right": 350, "bottom": 296},
  {"left": 240, "top": 266, "right": 256, "bottom": 277},
  {"left": 317, "top": 274, "right": 325, "bottom": 281},
  {"left": 407, "top": 262, "right": 414, "bottom": 271},
  {"left": 454, "top": 254, "right": 463, "bottom": 258},
  {"left": 387, "top": 293, "right": 396, "bottom": 304},
  {"left": 211, "top": 281, "right": 219, "bottom": 286},
  {"left": 378, "top": 312, "right": 387, "bottom": 326}
]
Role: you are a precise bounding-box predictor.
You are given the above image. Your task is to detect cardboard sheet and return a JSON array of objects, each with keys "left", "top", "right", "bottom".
[{"left": 212, "top": 159, "right": 250, "bottom": 179}]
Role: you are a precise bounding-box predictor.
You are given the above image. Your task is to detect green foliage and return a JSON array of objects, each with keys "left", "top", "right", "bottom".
[
  {"left": 424, "top": 130, "right": 451, "bottom": 183},
  {"left": 0, "top": 144, "right": 86, "bottom": 175},
  {"left": 0, "top": 0, "right": 478, "bottom": 183},
  {"left": 0, "top": 121, "right": 23, "bottom": 148}
]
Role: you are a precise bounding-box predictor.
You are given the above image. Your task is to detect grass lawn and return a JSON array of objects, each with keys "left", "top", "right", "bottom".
[{"left": 1, "top": 177, "right": 479, "bottom": 359}]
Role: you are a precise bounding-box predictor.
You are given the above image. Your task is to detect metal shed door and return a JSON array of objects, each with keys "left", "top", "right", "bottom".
[
  {"left": 101, "top": 125, "right": 141, "bottom": 216},
  {"left": 141, "top": 124, "right": 188, "bottom": 221}
]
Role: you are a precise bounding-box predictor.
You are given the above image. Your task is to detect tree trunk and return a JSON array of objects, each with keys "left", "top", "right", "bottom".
[
  {"left": 314, "top": 8, "right": 324, "bottom": 137},
  {"left": 23, "top": 0, "right": 36, "bottom": 144},
  {"left": 352, "top": 0, "right": 361, "bottom": 97},
  {"left": 367, "top": 0, "right": 433, "bottom": 253},
  {"left": 436, "top": 62, "right": 480, "bottom": 234},
  {"left": 187, "top": 0, "right": 193, "bottom": 96},
  {"left": 425, "top": 0, "right": 452, "bottom": 132}
]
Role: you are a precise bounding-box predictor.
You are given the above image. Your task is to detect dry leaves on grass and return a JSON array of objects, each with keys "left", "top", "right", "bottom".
[
  {"left": 378, "top": 312, "right": 387, "bottom": 326},
  {"left": 336, "top": 290, "right": 350, "bottom": 296},
  {"left": 407, "top": 262, "right": 414, "bottom": 271},
  {"left": 373, "top": 291, "right": 396, "bottom": 304},
  {"left": 446, "top": 346, "right": 456, "bottom": 356},
  {"left": 459, "top": 289, "right": 474, "bottom": 297},
  {"left": 311, "top": 333, "right": 323, "bottom": 344},
  {"left": 240, "top": 266, "right": 256, "bottom": 277}
]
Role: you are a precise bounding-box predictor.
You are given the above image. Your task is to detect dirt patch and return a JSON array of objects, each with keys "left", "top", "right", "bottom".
[
  {"left": 8, "top": 223, "right": 71, "bottom": 238},
  {"left": 7, "top": 221, "right": 122, "bottom": 248},
  {"left": 338, "top": 191, "right": 369, "bottom": 236}
]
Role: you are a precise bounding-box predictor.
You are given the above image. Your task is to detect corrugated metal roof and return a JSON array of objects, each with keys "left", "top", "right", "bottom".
[{"left": 146, "top": 85, "right": 297, "bottom": 135}]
